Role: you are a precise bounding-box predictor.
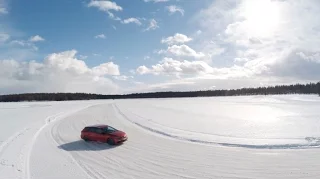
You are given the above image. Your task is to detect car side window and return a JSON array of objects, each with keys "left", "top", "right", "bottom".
[
  {"left": 87, "top": 127, "right": 95, "bottom": 133},
  {"left": 95, "top": 128, "right": 103, "bottom": 134}
]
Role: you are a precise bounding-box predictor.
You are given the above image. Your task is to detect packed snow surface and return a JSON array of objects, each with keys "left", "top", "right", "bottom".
[{"left": 0, "top": 95, "right": 320, "bottom": 178}]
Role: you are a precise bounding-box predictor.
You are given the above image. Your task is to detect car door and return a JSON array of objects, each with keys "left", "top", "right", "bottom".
[
  {"left": 86, "top": 127, "right": 96, "bottom": 140},
  {"left": 94, "top": 128, "right": 108, "bottom": 142}
]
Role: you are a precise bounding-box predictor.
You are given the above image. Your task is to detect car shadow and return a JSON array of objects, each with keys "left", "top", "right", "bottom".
[{"left": 58, "top": 140, "right": 121, "bottom": 151}]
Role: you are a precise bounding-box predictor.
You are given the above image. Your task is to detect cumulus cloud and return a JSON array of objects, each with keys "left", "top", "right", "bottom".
[
  {"left": 113, "top": 75, "right": 133, "bottom": 81},
  {"left": 88, "top": 0, "right": 122, "bottom": 11},
  {"left": 132, "top": 0, "right": 320, "bottom": 92},
  {"left": 29, "top": 35, "right": 45, "bottom": 42},
  {"left": 107, "top": 11, "right": 121, "bottom": 21},
  {"left": 125, "top": 77, "right": 281, "bottom": 93},
  {"left": 143, "top": 0, "right": 169, "bottom": 3},
  {"left": 88, "top": 1, "right": 122, "bottom": 20},
  {"left": 196, "top": 30, "right": 202, "bottom": 35},
  {"left": 265, "top": 49, "right": 320, "bottom": 80},
  {"left": 78, "top": 55, "right": 88, "bottom": 59},
  {"left": 10, "top": 40, "right": 38, "bottom": 51},
  {"left": 190, "top": 0, "right": 320, "bottom": 83},
  {"left": 166, "top": 5, "right": 184, "bottom": 16},
  {"left": 136, "top": 58, "right": 214, "bottom": 76},
  {"left": 161, "top": 33, "right": 192, "bottom": 45},
  {"left": 144, "top": 56, "right": 150, "bottom": 60},
  {"left": 234, "top": 57, "right": 249, "bottom": 62},
  {"left": 136, "top": 66, "right": 149, "bottom": 75},
  {"left": 121, "top": 18, "right": 142, "bottom": 26},
  {"left": 296, "top": 51, "right": 320, "bottom": 63},
  {"left": 0, "top": 7, "right": 7, "bottom": 14},
  {"left": 0, "top": 1, "right": 7, "bottom": 15},
  {"left": 0, "top": 50, "right": 121, "bottom": 94},
  {"left": 0, "top": 33, "right": 9, "bottom": 43},
  {"left": 159, "top": 44, "right": 205, "bottom": 59},
  {"left": 94, "top": 34, "right": 106, "bottom": 39},
  {"left": 144, "top": 19, "right": 159, "bottom": 31},
  {"left": 92, "top": 62, "right": 120, "bottom": 76}
]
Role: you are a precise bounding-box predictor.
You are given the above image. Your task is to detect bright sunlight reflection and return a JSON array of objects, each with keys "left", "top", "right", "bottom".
[{"left": 242, "top": 0, "right": 281, "bottom": 37}]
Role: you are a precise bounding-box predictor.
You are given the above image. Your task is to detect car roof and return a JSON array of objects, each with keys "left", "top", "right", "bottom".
[{"left": 85, "top": 124, "right": 108, "bottom": 128}]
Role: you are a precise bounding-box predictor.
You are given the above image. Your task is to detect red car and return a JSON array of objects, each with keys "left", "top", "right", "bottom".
[{"left": 81, "top": 124, "right": 127, "bottom": 145}]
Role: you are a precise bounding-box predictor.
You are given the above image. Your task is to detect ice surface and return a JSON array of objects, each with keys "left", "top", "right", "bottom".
[{"left": 0, "top": 95, "right": 320, "bottom": 178}]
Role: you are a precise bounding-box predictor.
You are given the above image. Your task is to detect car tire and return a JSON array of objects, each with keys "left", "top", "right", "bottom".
[
  {"left": 107, "top": 138, "right": 115, "bottom": 145},
  {"left": 83, "top": 136, "right": 89, "bottom": 141}
]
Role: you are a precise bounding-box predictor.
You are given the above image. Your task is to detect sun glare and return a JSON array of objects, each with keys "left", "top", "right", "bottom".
[{"left": 242, "top": 0, "right": 280, "bottom": 37}]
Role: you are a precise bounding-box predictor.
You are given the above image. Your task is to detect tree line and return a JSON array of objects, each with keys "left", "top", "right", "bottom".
[{"left": 0, "top": 82, "right": 319, "bottom": 102}]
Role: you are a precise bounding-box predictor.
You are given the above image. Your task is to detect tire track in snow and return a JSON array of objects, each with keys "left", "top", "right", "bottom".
[
  {"left": 51, "top": 104, "right": 180, "bottom": 178},
  {"left": 50, "top": 108, "right": 111, "bottom": 179},
  {"left": 0, "top": 128, "right": 30, "bottom": 157},
  {"left": 26, "top": 104, "right": 102, "bottom": 178},
  {"left": 27, "top": 103, "right": 103, "bottom": 178},
  {"left": 113, "top": 103, "right": 320, "bottom": 149},
  {"left": 0, "top": 128, "right": 35, "bottom": 178},
  {"left": 26, "top": 113, "right": 63, "bottom": 178},
  {"left": 28, "top": 101, "right": 320, "bottom": 178},
  {"left": 0, "top": 128, "right": 30, "bottom": 177}
]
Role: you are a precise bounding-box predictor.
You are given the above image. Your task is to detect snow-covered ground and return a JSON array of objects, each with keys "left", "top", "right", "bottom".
[{"left": 1, "top": 95, "right": 320, "bottom": 178}]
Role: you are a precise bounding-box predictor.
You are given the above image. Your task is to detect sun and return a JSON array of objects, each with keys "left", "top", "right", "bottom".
[{"left": 241, "top": 0, "right": 281, "bottom": 37}]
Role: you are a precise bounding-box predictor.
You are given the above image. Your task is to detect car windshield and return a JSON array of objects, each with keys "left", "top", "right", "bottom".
[{"left": 103, "top": 126, "right": 117, "bottom": 133}]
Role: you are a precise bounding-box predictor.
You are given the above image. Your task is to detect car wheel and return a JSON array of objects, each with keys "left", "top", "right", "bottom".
[
  {"left": 107, "top": 138, "right": 115, "bottom": 145},
  {"left": 83, "top": 136, "right": 89, "bottom": 141}
]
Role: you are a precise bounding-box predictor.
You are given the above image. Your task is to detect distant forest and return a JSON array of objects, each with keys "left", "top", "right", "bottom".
[{"left": 0, "top": 82, "right": 319, "bottom": 102}]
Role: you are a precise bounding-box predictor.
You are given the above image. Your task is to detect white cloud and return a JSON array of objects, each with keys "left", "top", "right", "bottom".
[
  {"left": 159, "top": 44, "right": 205, "bottom": 59},
  {"left": 133, "top": 81, "right": 144, "bottom": 85},
  {"left": 0, "top": 7, "right": 7, "bottom": 14},
  {"left": 88, "top": 1, "right": 122, "bottom": 12},
  {"left": 0, "top": 33, "right": 9, "bottom": 43},
  {"left": 296, "top": 52, "right": 320, "bottom": 63},
  {"left": 125, "top": 77, "right": 279, "bottom": 93},
  {"left": 129, "top": 69, "right": 136, "bottom": 74},
  {"left": 78, "top": 55, "right": 88, "bottom": 60},
  {"left": 29, "top": 35, "right": 45, "bottom": 42},
  {"left": 161, "top": 33, "right": 192, "bottom": 45},
  {"left": 190, "top": 0, "right": 320, "bottom": 83},
  {"left": 10, "top": 40, "right": 28, "bottom": 46},
  {"left": 144, "top": 19, "right": 159, "bottom": 31},
  {"left": 0, "top": 0, "right": 8, "bottom": 15},
  {"left": 143, "top": 0, "right": 169, "bottom": 3},
  {"left": 88, "top": 1, "right": 122, "bottom": 21},
  {"left": 144, "top": 56, "right": 150, "bottom": 60},
  {"left": 166, "top": 5, "right": 184, "bottom": 16},
  {"left": 113, "top": 75, "right": 133, "bottom": 81},
  {"left": 121, "top": 18, "right": 142, "bottom": 26},
  {"left": 196, "top": 30, "right": 202, "bottom": 35},
  {"left": 265, "top": 49, "right": 320, "bottom": 80},
  {"left": 136, "top": 66, "right": 149, "bottom": 75},
  {"left": 138, "top": 81, "right": 196, "bottom": 92},
  {"left": 112, "top": 25, "right": 117, "bottom": 30},
  {"left": 10, "top": 40, "right": 38, "bottom": 51},
  {"left": 0, "top": 50, "right": 121, "bottom": 94},
  {"left": 92, "top": 62, "right": 120, "bottom": 76},
  {"left": 94, "top": 34, "right": 106, "bottom": 39},
  {"left": 136, "top": 58, "right": 214, "bottom": 76},
  {"left": 107, "top": 11, "right": 121, "bottom": 21},
  {"left": 129, "top": 0, "right": 320, "bottom": 92},
  {"left": 234, "top": 57, "right": 249, "bottom": 62}
]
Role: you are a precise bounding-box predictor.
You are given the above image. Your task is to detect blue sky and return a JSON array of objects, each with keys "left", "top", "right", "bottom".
[
  {"left": 5, "top": 1, "right": 199, "bottom": 64},
  {"left": 0, "top": 0, "right": 320, "bottom": 94}
]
